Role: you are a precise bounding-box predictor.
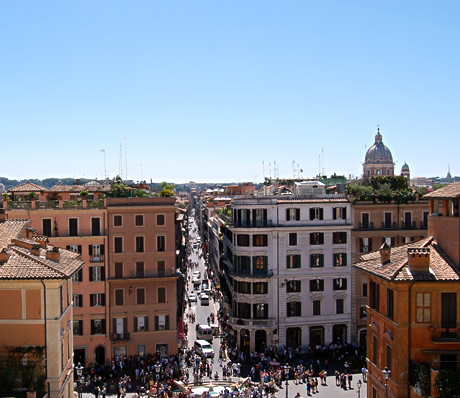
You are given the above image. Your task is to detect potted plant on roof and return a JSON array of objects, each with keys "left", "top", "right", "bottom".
[
  {"left": 80, "top": 190, "right": 88, "bottom": 208},
  {"left": 2, "top": 193, "right": 8, "bottom": 208},
  {"left": 29, "top": 192, "right": 37, "bottom": 209}
]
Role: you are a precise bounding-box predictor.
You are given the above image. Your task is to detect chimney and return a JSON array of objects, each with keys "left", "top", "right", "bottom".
[
  {"left": 30, "top": 244, "right": 41, "bottom": 256},
  {"left": 46, "top": 246, "right": 60, "bottom": 262},
  {"left": 33, "top": 236, "right": 48, "bottom": 249},
  {"left": 379, "top": 242, "right": 391, "bottom": 265},
  {"left": 26, "top": 227, "right": 36, "bottom": 239},
  {"left": 0, "top": 248, "right": 10, "bottom": 264},
  {"left": 408, "top": 247, "right": 431, "bottom": 272},
  {"left": 0, "top": 209, "right": 6, "bottom": 222}
]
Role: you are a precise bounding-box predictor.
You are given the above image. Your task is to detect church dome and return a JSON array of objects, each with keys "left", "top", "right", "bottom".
[
  {"left": 401, "top": 162, "right": 409, "bottom": 170},
  {"left": 364, "top": 129, "right": 393, "bottom": 164}
]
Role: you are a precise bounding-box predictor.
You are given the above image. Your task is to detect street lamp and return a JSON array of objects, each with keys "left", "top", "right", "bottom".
[
  {"left": 284, "top": 365, "right": 289, "bottom": 398},
  {"left": 75, "top": 363, "right": 84, "bottom": 398},
  {"left": 357, "top": 379, "right": 362, "bottom": 398},
  {"left": 382, "top": 367, "right": 391, "bottom": 398}
]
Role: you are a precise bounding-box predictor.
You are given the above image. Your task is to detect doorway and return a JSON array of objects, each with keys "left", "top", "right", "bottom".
[
  {"left": 255, "top": 330, "right": 266, "bottom": 353},
  {"left": 95, "top": 346, "right": 105, "bottom": 366}
]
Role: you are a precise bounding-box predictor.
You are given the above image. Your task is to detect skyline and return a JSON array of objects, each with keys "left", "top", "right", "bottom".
[{"left": 1, "top": 1, "right": 459, "bottom": 183}]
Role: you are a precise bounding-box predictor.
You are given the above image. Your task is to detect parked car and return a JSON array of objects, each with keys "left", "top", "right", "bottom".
[{"left": 189, "top": 293, "right": 197, "bottom": 302}]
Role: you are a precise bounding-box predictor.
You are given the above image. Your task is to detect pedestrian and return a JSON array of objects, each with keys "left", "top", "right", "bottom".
[
  {"left": 361, "top": 367, "right": 368, "bottom": 382},
  {"left": 306, "top": 380, "right": 311, "bottom": 396},
  {"left": 335, "top": 370, "right": 340, "bottom": 386}
]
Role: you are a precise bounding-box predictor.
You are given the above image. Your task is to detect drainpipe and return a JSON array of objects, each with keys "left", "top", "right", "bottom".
[
  {"left": 408, "top": 281, "right": 415, "bottom": 398},
  {"left": 276, "top": 205, "right": 280, "bottom": 348},
  {"left": 40, "top": 279, "right": 49, "bottom": 394}
]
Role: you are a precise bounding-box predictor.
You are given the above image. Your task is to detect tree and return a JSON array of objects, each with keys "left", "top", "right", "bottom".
[
  {"left": 107, "top": 176, "right": 131, "bottom": 198},
  {"left": 435, "top": 369, "right": 460, "bottom": 398}
]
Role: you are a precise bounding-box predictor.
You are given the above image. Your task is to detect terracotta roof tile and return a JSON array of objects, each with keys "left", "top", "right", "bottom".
[
  {"left": 354, "top": 237, "right": 460, "bottom": 282},
  {"left": 49, "top": 184, "right": 111, "bottom": 193},
  {"left": 8, "top": 182, "right": 47, "bottom": 192},
  {"left": 0, "top": 219, "right": 30, "bottom": 250},
  {"left": 276, "top": 198, "right": 349, "bottom": 204},
  {"left": 424, "top": 182, "right": 460, "bottom": 199}
]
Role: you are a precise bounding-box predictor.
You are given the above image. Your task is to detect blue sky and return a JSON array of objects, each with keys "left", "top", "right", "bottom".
[{"left": 1, "top": 1, "right": 458, "bottom": 183}]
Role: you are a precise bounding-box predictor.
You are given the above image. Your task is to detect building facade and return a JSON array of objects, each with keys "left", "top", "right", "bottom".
[
  {"left": 363, "top": 129, "right": 395, "bottom": 179},
  {"left": 218, "top": 191, "right": 352, "bottom": 352}
]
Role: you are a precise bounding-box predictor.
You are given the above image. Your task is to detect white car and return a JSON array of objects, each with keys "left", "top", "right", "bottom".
[{"left": 189, "top": 293, "right": 197, "bottom": 302}]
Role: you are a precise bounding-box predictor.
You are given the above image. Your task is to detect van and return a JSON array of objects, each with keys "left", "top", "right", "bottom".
[
  {"left": 200, "top": 294, "right": 209, "bottom": 306},
  {"left": 193, "top": 271, "right": 201, "bottom": 279},
  {"left": 194, "top": 339, "right": 214, "bottom": 358},
  {"left": 196, "top": 324, "right": 213, "bottom": 341},
  {"left": 193, "top": 278, "right": 200, "bottom": 290}
]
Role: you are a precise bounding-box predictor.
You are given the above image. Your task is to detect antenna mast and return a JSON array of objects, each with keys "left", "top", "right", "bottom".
[
  {"left": 322, "top": 148, "right": 324, "bottom": 176},
  {"left": 100, "top": 149, "right": 107, "bottom": 179},
  {"left": 125, "top": 136, "right": 128, "bottom": 181},
  {"left": 119, "top": 143, "right": 123, "bottom": 179}
]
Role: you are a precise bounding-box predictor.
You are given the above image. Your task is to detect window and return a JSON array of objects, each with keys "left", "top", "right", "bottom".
[
  {"left": 89, "top": 266, "right": 105, "bottom": 282},
  {"left": 286, "top": 208, "right": 300, "bottom": 221},
  {"left": 114, "top": 237, "right": 123, "bottom": 253},
  {"left": 386, "top": 346, "right": 392, "bottom": 371},
  {"left": 334, "top": 253, "right": 347, "bottom": 267},
  {"left": 235, "top": 281, "right": 251, "bottom": 294},
  {"left": 42, "top": 219, "right": 52, "bottom": 237},
  {"left": 372, "top": 335, "right": 378, "bottom": 364},
  {"left": 91, "top": 319, "right": 106, "bottom": 335},
  {"left": 135, "top": 316, "right": 149, "bottom": 332},
  {"left": 360, "top": 305, "right": 367, "bottom": 319},
  {"left": 441, "top": 292, "right": 457, "bottom": 330},
  {"left": 72, "top": 269, "right": 83, "bottom": 283},
  {"left": 362, "top": 283, "right": 368, "bottom": 297},
  {"left": 73, "top": 294, "right": 83, "bottom": 307},
  {"left": 361, "top": 213, "right": 370, "bottom": 228},
  {"left": 89, "top": 244, "right": 105, "bottom": 262},
  {"left": 113, "top": 215, "right": 122, "bottom": 226},
  {"left": 310, "top": 279, "right": 324, "bottom": 292},
  {"left": 253, "top": 282, "right": 268, "bottom": 294},
  {"left": 289, "top": 233, "right": 297, "bottom": 246},
  {"left": 136, "top": 236, "right": 144, "bottom": 252},
  {"left": 136, "top": 288, "right": 145, "bottom": 305},
  {"left": 157, "top": 261, "right": 165, "bottom": 276},
  {"left": 115, "top": 289, "right": 124, "bottom": 306},
  {"left": 69, "top": 218, "right": 78, "bottom": 236},
  {"left": 252, "top": 208, "right": 268, "bottom": 226},
  {"left": 67, "top": 244, "right": 82, "bottom": 254},
  {"left": 384, "top": 212, "right": 392, "bottom": 228},
  {"left": 157, "top": 236, "right": 165, "bottom": 252},
  {"left": 90, "top": 293, "right": 105, "bottom": 307},
  {"left": 155, "top": 315, "right": 170, "bottom": 331},
  {"left": 313, "top": 300, "right": 321, "bottom": 315},
  {"left": 91, "top": 218, "right": 101, "bottom": 236},
  {"left": 253, "top": 303, "right": 268, "bottom": 319},
  {"left": 136, "top": 262, "right": 144, "bottom": 277},
  {"left": 287, "top": 254, "right": 301, "bottom": 269},
  {"left": 360, "top": 237, "right": 372, "bottom": 253},
  {"left": 115, "top": 262, "right": 123, "bottom": 278},
  {"left": 310, "top": 208, "right": 324, "bottom": 220},
  {"left": 158, "top": 287, "right": 166, "bottom": 303},
  {"left": 157, "top": 214, "right": 165, "bottom": 226},
  {"left": 253, "top": 256, "right": 268, "bottom": 274},
  {"left": 387, "top": 289, "right": 394, "bottom": 320},
  {"left": 73, "top": 320, "right": 83, "bottom": 336},
  {"left": 135, "top": 215, "right": 144, "bottom": 226},
  {"left": 336, "top": 299, "right": 344, "bottom": 314},
  {"left": 333, "top": 232, "right": 347, "bottom": 244},
  {"left": 310, "top": 253, "right": 324, "bottom": 268},
  {"left": 237, "top": 234, "right": 250, "bottom": 246},
  {"left": 333, "top": 278, "right": 347, "bottom": 290},
  {"left": 385, "top": 237, "right": 395, "bottom": 246},
  {"left": 310, "top": 232, "right": 324, "bottom": 245},
  {"left": 253, "top": 234, "right": 268, "bottom": 247},
  {"left": 287, "top": 302, "right": 301, "bottom": 317},
  {"left": 370, "top": 281, "right": 380, "bottom": 310},
  {"left": 286, "top": 280, "right": 301, "bottom": 293},
  {"left": 333, "top": 207, "right": 347, "bottom": 220},
  {"left": 416, "top": 292, "right": 431, "bottom": 323},
  {"left": 113, "top": 317, "right": 128, "bottom": 337},
  {"left": 236, "top": 302, "right": 251, "bottom": 318}
]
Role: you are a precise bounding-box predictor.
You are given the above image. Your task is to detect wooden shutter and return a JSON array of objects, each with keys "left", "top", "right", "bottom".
[
  {"left": 359, "top": 239, "right": 363, "bottom": 252},
  {"left": 155, "top": 316, "right": 159, "bottom": 331},
  {"left": 310, "top": 208, "right": 314, "bottom": 220},
  {"left": 101, "top": 267, "right": 105, "bottom": 281},
  {"left": 78, "top": 245, "right": 82, "bottom": 254},
  {"left": 320, "top": 254, "right": 324, "bottom": 267},
  {"left": 296, "top": 209, "right": 300, "bottom": 220},
  {"left": 369, "top": 238, "right": 373, "bottom": 251},
  {"left": 442, "top": 293, "right": 457, "bottom": 329},
  {"left": 165, "top": 315, "right": 170, "bottom": 330},
  {"left": 101, "top": 319, "right": 106, "bottom": 334},
  {"left": 343, "top": 207, "right": 347, "bottom": 220},
  {"left": 89, "top": 268, "right": 94, "bottom": 281},
  {"left": 134, "top": 317, "right": 138, "bottom": 331},
  {"left": 333, "top": 208, "right": 337, "bottom": 220},
  {"left": 123, "top": 318, "right": 128, "bottom": 333},
  {"left": 320, "top": 208, "right": 324, "bottom": 220},
  {"left": 286, "top": 209, "right": 290, "bottom": 220},
  {"left": 101, "top": 294, "right": 106, "bottom": 306},
  {"left": 145, "top": 316, "right": 149, "bottom": 331},
  {"left": 91, "top": 320, "right": 95, "bottom": 334},
  {"left": 112, "top": 318, "right": 116, "bottom": 335},
  {"left": 89, "top": 245, "right": 93, "bottom": 256},
  {"left": 343, "top": 253, "right": 347, "bottom": 266},
  {"left": 101, "top": 244, "right": 105, "bottom": 255}
]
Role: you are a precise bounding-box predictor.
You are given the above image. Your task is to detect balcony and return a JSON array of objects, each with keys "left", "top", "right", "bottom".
[
  {"left": 381, "top": 221, "right": 397, "bottom": 229},
  {"left": 111, "top": 333, "right": 130, "bottom": 341},
  {"left": 228, "top": 268, "right": 274, "bottom": 279},
  {"left": 227, "top": 316, "right": 275, "bottom": 329},
  {"left": 402, "top": 221, "right": 417, "bottom": 230},
  {"left": 431, "top": 328, "right": 460, "bottom": 342},
  {"left": 232, "top": 220, "right": 274, "bottom": 228},
  {"left": 90, "top": 255, "right": 105, "bottom": 263},
  {"left": 109, "top": 270, "right": 178, "bottom": 280},
  {"left": 358, "top": 222, "right": 374, "bottom": 230}
]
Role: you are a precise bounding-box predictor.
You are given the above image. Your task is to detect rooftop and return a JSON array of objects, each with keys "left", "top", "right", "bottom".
[
  {"left": 424, "top": 182, "right": 460, "bottom": 199},
  {"left": 354, "top": 237, "right": 460, "bottom": 282}
]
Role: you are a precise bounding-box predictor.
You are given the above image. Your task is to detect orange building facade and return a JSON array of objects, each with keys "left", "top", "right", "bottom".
[
  {"left": 0, "top": 217, "right": 83, "bottom": 398},
  {"left": 354, "top": 182, "right": 460, "bottom": 398},
  {"left": 4, "top": 182, "right": 179, "bottom": 366}
]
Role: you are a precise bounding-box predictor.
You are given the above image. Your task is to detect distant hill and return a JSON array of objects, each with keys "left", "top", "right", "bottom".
[{"left": 0, "top": 177, "right": 93, "bottom": 191}]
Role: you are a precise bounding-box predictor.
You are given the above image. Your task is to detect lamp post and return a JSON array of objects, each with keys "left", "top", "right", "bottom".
[
  {"left": 382, "top": 367, "right": 391, "bottom": 398},
  {"left": 284, "top": 365, "right": 289, "bottom": 398},
  {"left": 75, "top": 363, "right": 84, "bottom": 398},
  {"left": 357, "top": 380, "right": 362, "bottom": 398}
]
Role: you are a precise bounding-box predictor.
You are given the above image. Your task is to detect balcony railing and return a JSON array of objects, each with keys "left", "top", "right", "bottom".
[
  {"left": 232, "top": 220, "right": 274, "bottom": 228},
  {"left": 109, "top": 270, "right": 178, "bottom": 279},
  {"left": 111, "top": 333, "right": 130, "bottom": 341},
  {"left": 431, "top": 328, "right": 460, "bottom": 342},
  {"left": 227, "top": 316, "right": 275, "bottom": 328},
  {"left": 228, "top": 268, "right": 274, "bottom": 279},
  {"left": 5, "top": 199, "right": 105, "bottom": 210},
  {"left": 358, "top": 222, "right": 374, "bottom": 230},
  {"left": 90, "top": 255, "right": 105, "bottom": 263},
  {"left": 381, "top": 221, "right": 397, "bottom": 229}
]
